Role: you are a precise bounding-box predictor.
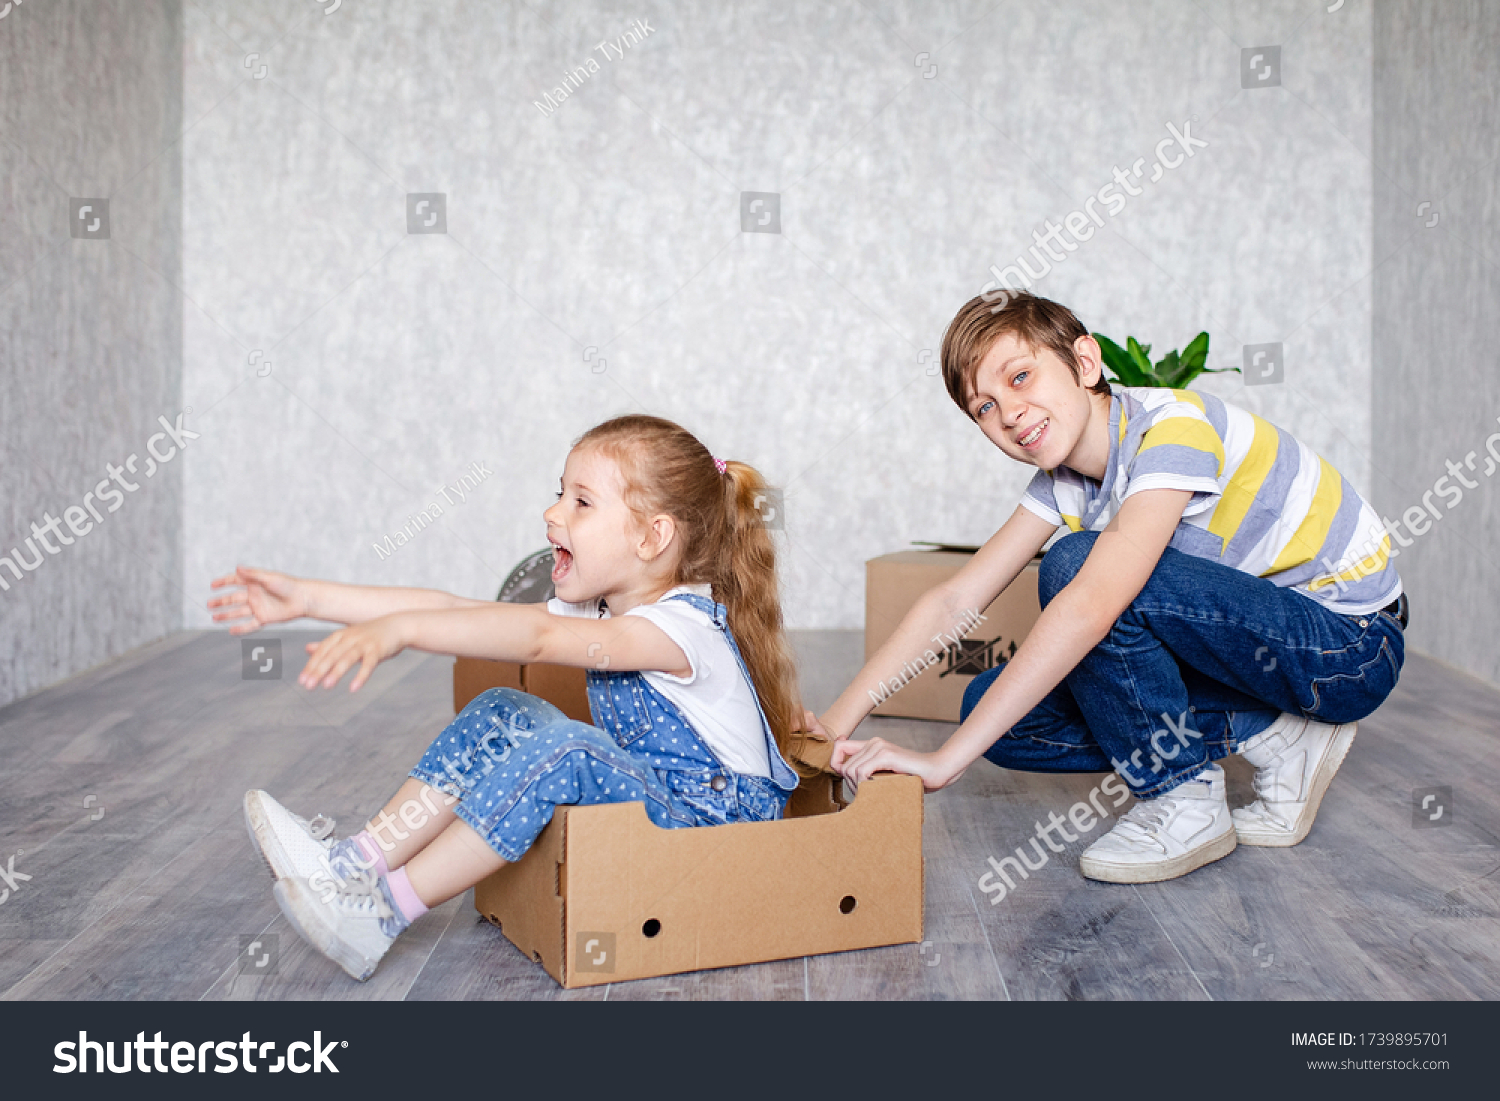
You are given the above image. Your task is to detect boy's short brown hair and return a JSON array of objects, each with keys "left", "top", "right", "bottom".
[{"left": 939, "top": 291, "right": 1111, "bottom": 418}]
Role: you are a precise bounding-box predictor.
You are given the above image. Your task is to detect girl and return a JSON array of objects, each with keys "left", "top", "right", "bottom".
[{"left": 209, "top": 415, "right": 806, "bottom": 981}]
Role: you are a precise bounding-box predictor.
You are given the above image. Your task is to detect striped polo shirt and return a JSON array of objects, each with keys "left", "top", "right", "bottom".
[{"left": 1019, "top": 387, "right": 1401, "bottom": 616}]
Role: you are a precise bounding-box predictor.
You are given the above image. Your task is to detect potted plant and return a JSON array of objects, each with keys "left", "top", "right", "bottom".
[{"left": 1092, "top": 331, "right": 1237, "bottom": 389}]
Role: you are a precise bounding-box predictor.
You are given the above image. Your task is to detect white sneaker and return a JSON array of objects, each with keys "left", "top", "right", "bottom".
[
  {"left": 1232, "top": 714, "right": 1356, "bottom": 846},
  {"left": 1080, "top": 763, "right": 1237, "bottom": 884},
  {"left": 243, "top": 789, "right": 345, "bottom": 882},
  {"left": 273, "top": 869, "right": 402, "bottom": 982}
]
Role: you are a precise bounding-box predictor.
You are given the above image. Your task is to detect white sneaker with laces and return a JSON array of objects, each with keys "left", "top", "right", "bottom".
[
  {"left": 273, "top": 868, "right": 402, "bottom": 982},
  {"left": 1079, "top": 762, "right": 1237, "bottom": 884},
  {"left": 1232, "top": 714, "right": 1356, "bottom": 846},
  {"left": 243, "top": 789, "right": 340, "bottom": 881}
]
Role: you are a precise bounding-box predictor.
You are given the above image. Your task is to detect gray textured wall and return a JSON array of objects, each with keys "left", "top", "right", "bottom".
[
  {"left": 1, "top": 0, "right": 1388, "bottom": 708},
  {"left": 0, "top": 1, "right": 183, "bottom": 707},
  {"left": 174, "top": 0, "right": 1375, "bottom": 633},
  {"left": 1373, "top": 2, "right": 1500, "bottom": 686}
]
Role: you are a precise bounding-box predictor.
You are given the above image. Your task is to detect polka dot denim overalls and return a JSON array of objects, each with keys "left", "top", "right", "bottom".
[{"left": 408, "top": 592, "right": 800, "bottom": 862}]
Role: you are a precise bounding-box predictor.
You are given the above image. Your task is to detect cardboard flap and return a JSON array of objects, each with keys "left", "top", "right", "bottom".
[
  {"left": 472, "top": 808, "right": 568, "bottom": 982},
  {"left": 782, "top": 728, "right": 836, "bottom": 776}
]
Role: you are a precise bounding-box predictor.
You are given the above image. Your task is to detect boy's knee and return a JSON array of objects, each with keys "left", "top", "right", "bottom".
[{"left": 1038, "top": 531, "right": 1099, "bottom": 605}]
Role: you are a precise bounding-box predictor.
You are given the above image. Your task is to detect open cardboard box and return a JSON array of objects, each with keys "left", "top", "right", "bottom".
[{"left": 456, "top": 666, "right": 925, "bottom": 987}]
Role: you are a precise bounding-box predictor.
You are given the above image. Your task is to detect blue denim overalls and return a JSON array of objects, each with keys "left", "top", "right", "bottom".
[{"left": 408, "top": 591, "right": 800, "bottom": 862}]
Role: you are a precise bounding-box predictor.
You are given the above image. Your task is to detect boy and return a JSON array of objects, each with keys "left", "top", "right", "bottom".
[{"left": 823, "top": 292, "right": 1405, "bottom": 883}]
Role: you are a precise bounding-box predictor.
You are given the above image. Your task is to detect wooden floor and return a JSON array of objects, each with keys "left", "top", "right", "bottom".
[{"left": 0, "top": 628, "right": 1496, "bottom": 1001}]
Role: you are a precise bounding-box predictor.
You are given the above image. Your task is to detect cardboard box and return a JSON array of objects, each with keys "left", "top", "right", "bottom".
[
  {"left": 865, "top": 550, "right": 1042, "bottom": 722},
  {"left": 473, "top": 771, "right": 922, "bottom": 987},
  {"left": 453, "top": 657, "right": 590, "bottom": 723},
  {"left": 458, "top": 654, "right": 924, "bottom": 987}
]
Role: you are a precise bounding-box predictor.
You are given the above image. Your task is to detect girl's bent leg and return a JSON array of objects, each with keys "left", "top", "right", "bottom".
[
  {"left": 403, "top": 819, "right": 509, "bottom": 907},
  {"left": 362, "top": 778, "right": 459, "bottom": 871},
  {"left": 410, "top": 687, "right": 569, "bottom": 794},
  {"left": 386, "top": 687, "right": 570, "bottom": 868},
  {"left": 453, "top": 716, "right": 697, "bottom": 863}
]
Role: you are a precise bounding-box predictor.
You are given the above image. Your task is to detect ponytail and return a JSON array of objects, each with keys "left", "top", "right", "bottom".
[{"left": 715, "top": 462, "right": 814, "bottom": 774}]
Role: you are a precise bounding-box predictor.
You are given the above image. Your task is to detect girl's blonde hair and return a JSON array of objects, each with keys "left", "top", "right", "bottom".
[{"left": 574, "top": 415, "right": 811, "bottom": 770}]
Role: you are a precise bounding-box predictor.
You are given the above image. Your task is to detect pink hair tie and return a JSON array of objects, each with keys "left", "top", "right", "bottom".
[{"left": 712, "top": 456, "right": 728, "bottom": 475}]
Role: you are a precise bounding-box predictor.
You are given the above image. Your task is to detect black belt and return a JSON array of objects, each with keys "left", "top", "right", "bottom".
[{"left": 1380, "top": 592, "right": 1409, "bottom": 629}]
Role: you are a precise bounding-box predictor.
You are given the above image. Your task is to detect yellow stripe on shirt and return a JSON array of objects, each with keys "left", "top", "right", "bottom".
[
  {"left": 1268, "top": 456, "right": 1342, "bottom": 575},
  {"left": 1208, "top": 413, "right": 1278, "bottom": 553},
  {"left": 1137, "top": 416, "right": 1226, "bottom": 476},
  {"left": 1172, "top": 389, "right": 1206, "bottom": 413},
  {"left": 1308, "top": 535, "right": 1392, "bottom": 591}
]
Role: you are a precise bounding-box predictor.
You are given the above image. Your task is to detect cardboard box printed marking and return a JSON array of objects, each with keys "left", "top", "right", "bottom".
[
  {"left": 866, "top": 549, "right": 1042, "bottom": 722},
  {"left": 455, "top": 666, "right": 925, "bottom": 988}
]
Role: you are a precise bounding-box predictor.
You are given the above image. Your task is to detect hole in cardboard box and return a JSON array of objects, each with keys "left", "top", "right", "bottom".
[
  {"left": 839, "top": 895, "right": 857, "bottom": 914},
  {"left": 641, "top": 918, "right": 662, "bottom": 938}
]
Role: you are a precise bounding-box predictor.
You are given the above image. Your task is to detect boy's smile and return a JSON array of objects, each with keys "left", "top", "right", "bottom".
[{"left": 967, "top": 332, "right": 1114, "bottom": 481}]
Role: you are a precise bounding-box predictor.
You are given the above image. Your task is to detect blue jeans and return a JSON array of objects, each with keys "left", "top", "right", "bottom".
[
  {"left": 962, "top": 531, "right": 1404, "bottom": 799},
  {"left": 411, "top": 687, "right": 790, "bottom": 862}
]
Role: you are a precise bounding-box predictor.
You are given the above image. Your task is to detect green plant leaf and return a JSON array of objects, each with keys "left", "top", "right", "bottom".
[
  {"left": 1093, "top": 333, "right": 1150, "bottom": 387},
  {"left": 1171, "top": 362, "right": 1240, "bottom": 388},
  {"left": 1126, "top": 337, "right": 1154, "bottom": 379},
  {"left": 1154, "top": 349, "right": 1183, "bottom": 388},
  {"left": 1097, "top": 331, "right": 1231, "bottom": 389},
  {"left": 1180, "top": 331, "right": 1210, "bottom": 373}
]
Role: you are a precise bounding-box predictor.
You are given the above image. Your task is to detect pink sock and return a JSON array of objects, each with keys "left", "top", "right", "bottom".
[
  {"left": 385, "top": 867, "right": 430, "bottom": 924},
  {"left": 353, "top": 831, "right": 389, "bottom": 877}
]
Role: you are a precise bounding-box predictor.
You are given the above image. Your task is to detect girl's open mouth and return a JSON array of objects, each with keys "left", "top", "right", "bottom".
[{"left": 550, "top": 545, "right": 573, "bottom": 582}]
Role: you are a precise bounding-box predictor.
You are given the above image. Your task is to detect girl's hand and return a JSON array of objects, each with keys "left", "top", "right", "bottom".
[
  {"left": 299, "top": 616, "right": 407, "bottom": 692},
  {"left": 208, "top": 566, "right": 310, "bottom": 633},
  {"left": 831, "top": 736, "right": 968, "bottom": 795}
]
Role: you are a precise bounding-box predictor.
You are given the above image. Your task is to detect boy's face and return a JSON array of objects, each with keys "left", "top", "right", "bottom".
[{"left": 965, "top": 332, "right": 1111, "bottom": 479}]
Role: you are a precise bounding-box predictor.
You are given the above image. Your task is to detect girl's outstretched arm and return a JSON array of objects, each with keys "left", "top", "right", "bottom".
[
  {"left": 298, "top": 604, "right": 692, "bottom": 691},
  {"left": 208, "top": 565, "right": 489, "bottom": 632}
]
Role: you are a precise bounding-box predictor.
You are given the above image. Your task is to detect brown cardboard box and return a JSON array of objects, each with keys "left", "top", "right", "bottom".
[
  {"left": 457, "top": 660, "right": 923, "bottom": 987},
  {"left": 473, "top": 772, "right": 922, "bottom": 987},
  {"left": 453, "top": 657, "right": 590, "bottom": 722},
  {"left": 865, "top": 550, "right": 1042, "bottom": 722}
]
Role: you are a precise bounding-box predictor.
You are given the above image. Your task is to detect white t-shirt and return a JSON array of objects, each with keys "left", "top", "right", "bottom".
[{"left": 545, "top": 584, "right": 773, "bottom": 778}]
